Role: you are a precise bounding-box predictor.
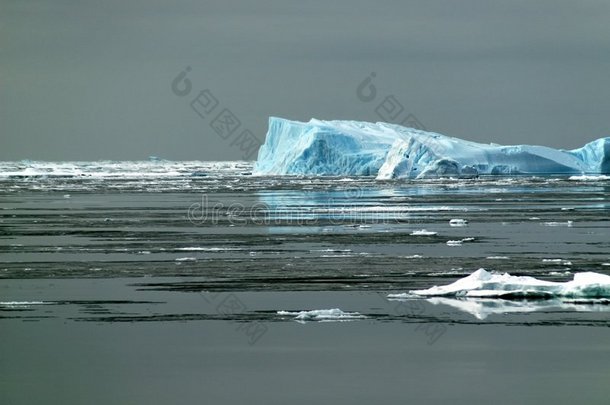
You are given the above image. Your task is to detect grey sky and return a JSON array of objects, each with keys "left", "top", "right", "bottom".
[{"left": 2, "top": 0, "right": 609, "bottom": 160}]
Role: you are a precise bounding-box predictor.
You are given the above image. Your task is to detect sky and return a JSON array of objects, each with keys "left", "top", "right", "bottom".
[{"left": 2, "top": 0, "right": 610, "bottom": 161}]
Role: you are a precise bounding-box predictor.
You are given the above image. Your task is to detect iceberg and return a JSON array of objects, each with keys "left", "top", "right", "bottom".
[
  {"left": 253, "top": 117, "right": 610, "bottom": 179},
  {"left": 407, "top": 268, "right": 610, "bottom": 299}
]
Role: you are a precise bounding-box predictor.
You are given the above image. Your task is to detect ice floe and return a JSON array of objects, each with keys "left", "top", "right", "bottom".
[
  {"left": 409, "top": 268, "right": 610, "bottom": 298},
  {"left": 277, "top": 308, "right": 366, "bottom": 322}
]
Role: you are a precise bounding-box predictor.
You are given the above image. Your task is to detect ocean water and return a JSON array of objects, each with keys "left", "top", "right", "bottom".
[{"left": 1, "top": 161, "right": 610, "bottom": 404}]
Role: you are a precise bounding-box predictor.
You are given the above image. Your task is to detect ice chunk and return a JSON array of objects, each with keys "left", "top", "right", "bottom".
[
  {"left": 449, "top": 218, "right": 468, "bottom": 227},
  {"left": 277, "top": 308, "right": 366, "bottom": 322},
  {"left": 254, "top": 117, "right": 610, "bottom": 179},
  {"left": 409, "top": 268, "right": 610, "bottom": 298},
  {"left": 410, "top": 229, "right": 438, "bottom": 236}
]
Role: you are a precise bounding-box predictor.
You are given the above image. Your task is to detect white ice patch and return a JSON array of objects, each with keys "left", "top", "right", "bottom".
[
  {"left": 174, "top": 257, "right": 197, "bottom": 261},
  {"left": 569, "top": 175, "right": 610, "bottom": 181},
  {"left": 0, "top": 301, "right": 48, "bottom": 308},
  {"left": 543, "top": 221, "right": 573, "bottom": 227},
  {"left": 542, "top": 258, "right": 572, "bottom": 266},
  {"left": 446, "top": 237, "right": 475, "bottom": 246},
  {"left": 277, "top": 308, "right": 366, "bottom": 322},
  {"left": 449, "top": 218, "right": 468, "bottom": 227},
  {"left": 408, "top": 268, "right": 610, "bottom": 298},
  {"left": 410, "top": 229, "right": 438, "bottom": 236}
]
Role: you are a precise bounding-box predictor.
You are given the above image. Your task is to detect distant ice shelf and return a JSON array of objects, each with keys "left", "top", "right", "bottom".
[{"left": 253, "top": 117, "right": 610, "bottom": 179}]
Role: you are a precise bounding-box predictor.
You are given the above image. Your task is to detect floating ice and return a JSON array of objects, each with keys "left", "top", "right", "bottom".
[
  {"left": 449, "top": 218, "right": 468, "bottom": 227},
  {"left": 0, "top": 301, "right": 48, "bottom": 308},
  {"left": 254, "top": 117, "right": 610, "bottom": 179},
  {"left": 411, "top": 229, "right": 438, "bottom": 236},
  {"left": 543, "top": 221, "right": 573, "bottom": 227},
  {"left": 446, "top": 237, "right": 475, "bottom": 246},
  {"left": 569, "top": 175, "right": 610, "bottom": 181},
  {"left": 409, "top": 268, "right": 610, "bottom": 298},
  {"left": 277, "top": 308, "right": 366, "bottom": 322},
  {"left": 174, "top": 257, "right": 197, "bottom": 261}
]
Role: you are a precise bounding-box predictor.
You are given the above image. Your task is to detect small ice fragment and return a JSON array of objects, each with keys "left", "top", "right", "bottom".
[
  {"left": 277, "top": 308, "right": 366, "bottom": 322},
  {"left": 449, "top": 219, "right": 468, "bottom": 227},
  {"left": 175, "top": 257, "right": 197, "bottom": 261},
  {"left": 543, "top": 221, "right": 573, "bottom": 227},
  {"left": 411, "top": 229, "right": 438, "bottom": 236}
]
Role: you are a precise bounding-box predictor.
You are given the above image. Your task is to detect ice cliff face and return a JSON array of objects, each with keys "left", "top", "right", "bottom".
[{"left": 253, "top": 117, "right": 610, "bottom": 179}]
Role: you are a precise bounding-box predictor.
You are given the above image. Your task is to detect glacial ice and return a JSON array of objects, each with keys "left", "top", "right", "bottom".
[
  {"left": 407, "top": 268, "right": 610, "bottom": 299},
  {"left": 253, "top": 117, "right": 610, "bottom": 179}
]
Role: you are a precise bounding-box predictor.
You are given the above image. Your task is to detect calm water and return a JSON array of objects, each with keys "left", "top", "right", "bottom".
[{"left": 1, "top": 161, "right": 610, "bottom": 404}]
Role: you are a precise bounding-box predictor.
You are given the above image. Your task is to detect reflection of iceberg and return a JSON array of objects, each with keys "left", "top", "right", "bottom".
[
  {"left": 253, "top": 117, "right": 610, "bottom": 179},
  {"left": 421, "top": 297, "right": 610, "bottom": 320},
  {"left": 409, "top": 268, "right": 610, "bottom": 298}
]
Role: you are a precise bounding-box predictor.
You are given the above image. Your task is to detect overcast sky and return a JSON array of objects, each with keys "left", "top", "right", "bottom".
[{"left": 2, "top": 0, "right": 609, "bottom": 160}]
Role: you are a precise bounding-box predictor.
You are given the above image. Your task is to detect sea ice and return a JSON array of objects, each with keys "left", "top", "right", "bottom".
[
  {"left": 254, "top": 117, "right": 610, "bottom": 179},
  {"left": 410, "top": 229, "right": 438, "bottom": 236},
  {"left": 277, "top": 308, "right": 366, "bottom": 322},
  {"left": 409, "top": 268, "right": 610, "bottom": 298}
]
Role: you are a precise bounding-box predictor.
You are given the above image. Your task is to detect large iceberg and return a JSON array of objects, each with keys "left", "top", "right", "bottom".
[{"left": 253, "top": 117, "right": 610, "bottom": 179}]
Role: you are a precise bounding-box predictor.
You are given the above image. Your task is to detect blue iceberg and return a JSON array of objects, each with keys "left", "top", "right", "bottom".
[{"left": 253, "top": 117, "right": 610, "bottom": 179}]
